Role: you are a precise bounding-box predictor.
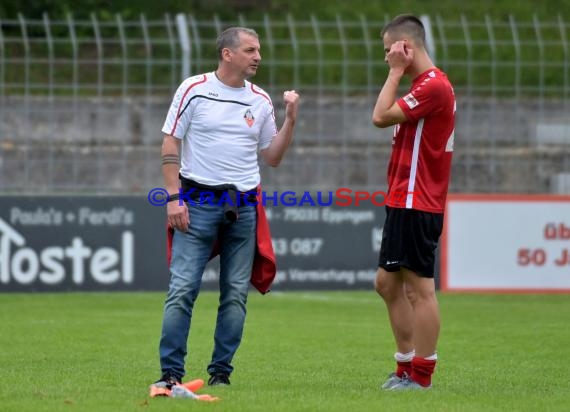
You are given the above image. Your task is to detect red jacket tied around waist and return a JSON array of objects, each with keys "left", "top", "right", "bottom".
[{"left": 166, "top": 189, "right": 276, "bottom": 294}]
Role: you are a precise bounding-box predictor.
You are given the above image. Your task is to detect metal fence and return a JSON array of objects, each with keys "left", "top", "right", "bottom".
[{"left": 1, "top": 13, "right": 569, "bottom": 194}]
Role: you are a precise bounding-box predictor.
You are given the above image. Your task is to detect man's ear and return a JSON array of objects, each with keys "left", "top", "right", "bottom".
[{"left": 221, "top": 48, "right": 232, "bottom": 62}]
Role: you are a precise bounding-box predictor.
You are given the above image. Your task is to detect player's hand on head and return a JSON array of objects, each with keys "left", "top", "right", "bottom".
[{"left": 387, "top": 41, "right": 413, "bottom": 70}]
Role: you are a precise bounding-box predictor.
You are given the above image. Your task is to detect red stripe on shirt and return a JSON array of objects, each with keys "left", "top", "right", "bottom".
[
  {"left": 169, "top": 75, "right": 208, "bottom": 136},
  {"left": 250, "top": 83, "right": 272, "bottom": 107}
]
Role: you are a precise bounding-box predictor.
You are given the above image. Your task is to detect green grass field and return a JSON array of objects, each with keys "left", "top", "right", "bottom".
[{"left": 1, "top": 291, "right": 568, "bottom": 411}]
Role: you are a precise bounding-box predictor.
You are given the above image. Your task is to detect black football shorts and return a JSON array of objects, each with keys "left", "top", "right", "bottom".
[{"left": 378, "top": 206, "right": 444, "bottom": 278}]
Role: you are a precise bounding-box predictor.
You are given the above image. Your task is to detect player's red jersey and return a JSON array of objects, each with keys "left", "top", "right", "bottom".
[{"left": 387, "top": 67, "right": 455, "bottom": 213}]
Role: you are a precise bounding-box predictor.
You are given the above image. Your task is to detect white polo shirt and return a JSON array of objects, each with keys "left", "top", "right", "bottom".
[{"left": 162, "top": 72, "right": 277, "bottom": 192}]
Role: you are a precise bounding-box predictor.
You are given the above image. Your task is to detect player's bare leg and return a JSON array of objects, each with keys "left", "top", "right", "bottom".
[
  {"left": 375, "top": 267, "right": 416, "bottom": 388},
  {"left": 375, "top": 268, "right": 414, "bottom": 353},
  {"left": 386, "top": 266, "right": 439, "bottom": 389},
  {"left": 401, "top": 267, "right": 439, "bottom": 357}
]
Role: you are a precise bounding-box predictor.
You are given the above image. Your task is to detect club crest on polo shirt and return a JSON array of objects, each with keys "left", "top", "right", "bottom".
[
  {"left": 403, "top": 93, "right": 419, "bottom": 109},
  {"left": 244, "top": 109, "right": 255, "bottom": 127}
]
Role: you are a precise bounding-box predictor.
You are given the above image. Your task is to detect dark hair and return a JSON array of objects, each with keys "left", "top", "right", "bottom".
[
  {"left": 381, "top": 14, "right": 425, "bottom": 46},
  {"left": 216, "top": 27, "right": 259, "bottom": 60}
]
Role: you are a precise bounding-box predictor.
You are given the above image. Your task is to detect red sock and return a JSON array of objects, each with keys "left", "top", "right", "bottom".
[
  {"left": 396, "top": 361, "right": 412, "bottom": 378},
  {"left": 410, "top": 357, "right": 436, "bottom": 387}
]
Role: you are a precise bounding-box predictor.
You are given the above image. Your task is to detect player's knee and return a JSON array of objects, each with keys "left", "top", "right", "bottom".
[
  {"left": 374, "top": 268, "right": 385, "bottom": 295},
  {"left": 409, "top": 285, "right": 437, "bottom": 307},
  {"left": 374, "top": 278, "right": 385, "bottom": 297},
  {"left": 404, "top": 285, "right": 418, "bottom": 304},
  {"left": 375, "top": 269, "right": 397, "bottom": 300}
]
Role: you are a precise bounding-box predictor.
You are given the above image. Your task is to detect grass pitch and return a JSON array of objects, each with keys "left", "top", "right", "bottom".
[{"left": 0, "top": 291, "right": 568, "bottom": 411}]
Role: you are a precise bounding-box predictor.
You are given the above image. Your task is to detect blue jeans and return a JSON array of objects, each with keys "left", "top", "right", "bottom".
[{"left": 159, "top": 201, "right": 256, "bottom": 379}]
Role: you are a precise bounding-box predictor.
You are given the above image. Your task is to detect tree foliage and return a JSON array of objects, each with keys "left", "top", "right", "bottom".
[{"left": 1, "top": 0, "right": 569, "bottom": 21}]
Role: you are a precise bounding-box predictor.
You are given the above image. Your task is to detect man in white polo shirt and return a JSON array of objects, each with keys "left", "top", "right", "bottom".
[{"left": 152, "top": 27, "right": 299, "bottom": 390}]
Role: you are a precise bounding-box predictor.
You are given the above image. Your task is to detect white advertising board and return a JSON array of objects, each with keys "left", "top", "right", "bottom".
[{"left": 441, "top": 195, "right": 570, "bottom": 293}]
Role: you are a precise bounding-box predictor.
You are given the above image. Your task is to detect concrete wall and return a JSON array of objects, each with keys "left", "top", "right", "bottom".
[{"left": 1, "top": 95, "right": 569, "bottom": 194}]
